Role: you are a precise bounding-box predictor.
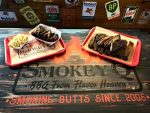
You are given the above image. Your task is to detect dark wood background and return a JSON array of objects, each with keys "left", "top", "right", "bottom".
[{"left": 0, "top": 0, "right": 150, "bottom": 29}]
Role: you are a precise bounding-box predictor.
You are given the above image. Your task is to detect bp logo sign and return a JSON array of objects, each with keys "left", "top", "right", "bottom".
[
  {"left": 105, "top": 0, "right": 120, "bottom": 20},
  {"left": 106, "top": 1, "right": 118, "bottom": 13}
]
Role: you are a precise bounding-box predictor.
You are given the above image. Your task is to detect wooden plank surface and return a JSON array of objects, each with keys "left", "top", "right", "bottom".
[
  {"left": 0, "top": 0, "right": 149, "bottom": 28},
  {"left": 0, "top": 28, "right": 150, "bottom": 113}
]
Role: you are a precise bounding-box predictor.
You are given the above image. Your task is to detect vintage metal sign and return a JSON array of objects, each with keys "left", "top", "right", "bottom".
[
  {"left": 45, "top": 5, "right": 60, "bottom": 22},
  {"left": 64, "top": 0, "right": 79, "bottom": 7},
  {"left": 13, "top": 0, "right": 26, "bottom": 4},
  {"left": 0, "top": 11, "right": 17, "bottom": 22},
  {"left": 122, "top": 6, "right": 139, "bottom": 23},
  {"left": 105, "top": 0, "right": 120, "bottom": 20},
  {"left": 82, "top": 1, "right": 97, "bottom": 19},
  {"left": 137, "top": 9, "right": 150, "bottom": 24},
  {"left": 20, "top": 6, "right": 40, "bottom": 25}
]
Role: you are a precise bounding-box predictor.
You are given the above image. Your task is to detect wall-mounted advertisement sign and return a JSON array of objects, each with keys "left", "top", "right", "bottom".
[
  {"left": 105, "top": 0, "right": 120, "bottom": 20},
  {"left": 82, "top": 1, "right": 97, "bottom": 19},
  {"left": 122, "top": 6, "right": 139, "bottom": 24},
  {"left": 13, "top": 0, "right": 26, "bottom": 4},
  {"left": 0, "top": 11, "right": 17, "bottom": 22},
  {"left": 137, "top": 9, "right": 150, "bottom": 24},
  {"left": 65, "top": 0, "right": 79, "bottom": 7},
  {"left": 45, "top": 5, "right": 60, "bottom": 22},
  {"left": 20, "top": 6, "right": 40, "bottom": 25}
]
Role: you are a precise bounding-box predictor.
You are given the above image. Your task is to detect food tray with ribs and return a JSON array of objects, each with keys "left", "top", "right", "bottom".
[
  {"left": 4, "top": 24, "right": 66, "bottom": 67},
  {"left": 82, "top": 26, "right": 142, "bottom": 67}
]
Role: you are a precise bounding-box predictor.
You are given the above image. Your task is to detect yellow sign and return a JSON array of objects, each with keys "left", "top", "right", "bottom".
[{"left": 20, "top": 6, "right": 40, "bottom": 25}]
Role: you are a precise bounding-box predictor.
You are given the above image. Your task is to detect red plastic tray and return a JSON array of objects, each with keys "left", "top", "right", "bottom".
[
  {"left": 82, "top": 27, "right": 142, "bottom": 67},
  {"left": 4, "top": 36, "right": 66, "bottom": 67}
]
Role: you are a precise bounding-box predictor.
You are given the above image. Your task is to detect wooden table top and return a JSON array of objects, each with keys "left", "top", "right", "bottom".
[{"left": 0, "top": 28, "right": 150, "bottom": 113}]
